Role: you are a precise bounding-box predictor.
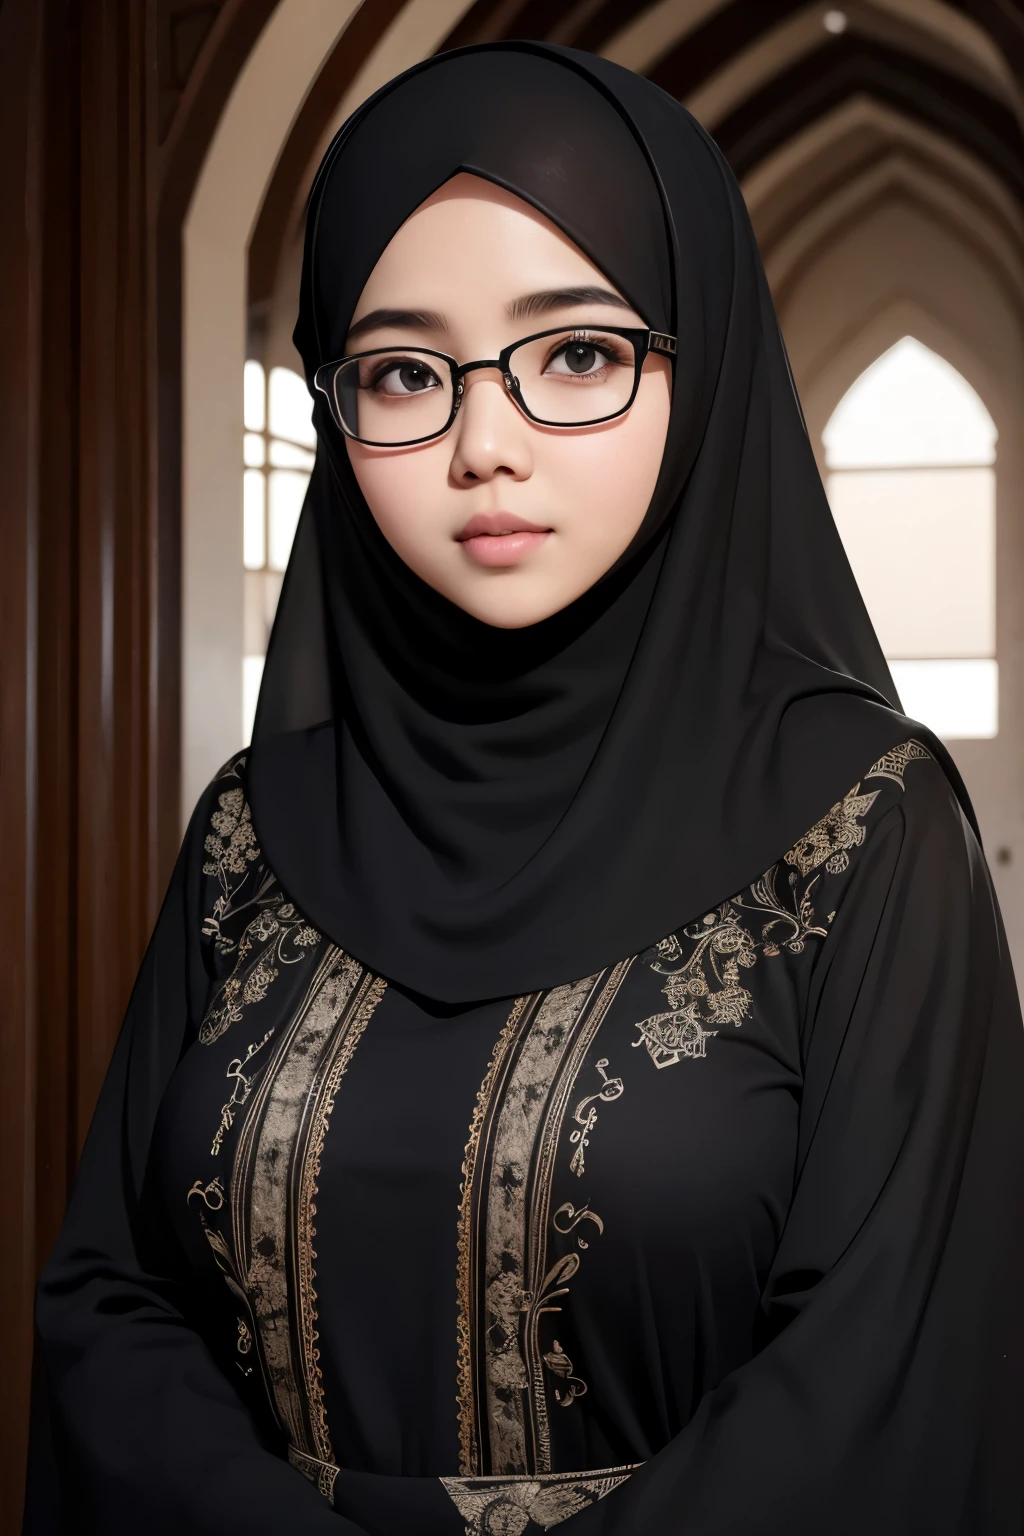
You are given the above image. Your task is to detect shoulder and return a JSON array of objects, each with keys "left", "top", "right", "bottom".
[
  {"left": 788, "top": 739, "right": 968, "bottom": 871},
  {"left": 185, "top": 750, "right": 276, "bottom": 968},
  {"left": 195, "top": 750, "right": 258, "bottom": 880},
  {"left": 786, "top": 739, "right": 985, "bottom": 938}
]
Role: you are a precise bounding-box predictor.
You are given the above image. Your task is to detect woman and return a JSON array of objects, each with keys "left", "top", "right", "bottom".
[{"left": 30, "top": 42, "right": 1024, "bottom": 1536}]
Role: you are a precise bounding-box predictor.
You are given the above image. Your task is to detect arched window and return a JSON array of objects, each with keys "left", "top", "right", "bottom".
[
  {"left": 824, "top": 337, "right": 998, "bottom": 738},
  {"left": 242, "top": 361, "right": 315, "bottom": 741}
]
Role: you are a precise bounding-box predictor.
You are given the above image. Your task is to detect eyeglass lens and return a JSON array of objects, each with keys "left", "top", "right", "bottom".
[{"left": 331, "top": 329, "right": 640, "bottom": 443}]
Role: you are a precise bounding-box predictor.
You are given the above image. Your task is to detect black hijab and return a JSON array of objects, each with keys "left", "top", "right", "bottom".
[{"left": 249, "top": 41, "right": 967, "bottom": 1003}]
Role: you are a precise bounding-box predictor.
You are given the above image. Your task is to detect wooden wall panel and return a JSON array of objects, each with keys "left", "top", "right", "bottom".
[{"left": 4, "top": 0, "right": 181, "bottom": 1525}]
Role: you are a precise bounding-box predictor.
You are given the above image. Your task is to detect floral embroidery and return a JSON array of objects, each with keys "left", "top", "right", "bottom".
[
  {"left": 200, "top": 892, "right": 321, "bottom": 1045},
  {"left": 636, "top": 907, "right": 756, "bottom": 1068},
  {"left": 636, "top": 745, "right": 932, "bottom": 1072},
  {"left": 784, "top": 784, "right": 880, "bottom": 877},
  {"left": 636, "top": 802, "right": 874, "bottom": 1069},
  {"left": 201, "top": 766, "right": 272, "bottom": 958}
]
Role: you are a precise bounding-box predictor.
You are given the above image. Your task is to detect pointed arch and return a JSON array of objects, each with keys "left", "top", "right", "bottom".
[{"left": 823, "top": 336, "right": 998, "bottom": 738}]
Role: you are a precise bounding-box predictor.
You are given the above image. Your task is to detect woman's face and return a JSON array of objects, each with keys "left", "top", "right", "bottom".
[{"left": 343, "top": 174, "right": 672, "bottom": 629}]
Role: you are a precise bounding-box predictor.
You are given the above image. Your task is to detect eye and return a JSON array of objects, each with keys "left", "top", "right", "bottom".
[
  {"left": 543, "top": 337, "right": 622, "bottom": 380},
  {"left": 368, "top": 358, "right": 443, "bottom": 396}
]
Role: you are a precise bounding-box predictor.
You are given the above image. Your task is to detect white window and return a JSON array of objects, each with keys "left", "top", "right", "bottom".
[
  {"left": 242, "top": 361, "right": 315, "bottom": 742},
  {"left": 823, "top": 337, "right": 998, "bottom": 739}
]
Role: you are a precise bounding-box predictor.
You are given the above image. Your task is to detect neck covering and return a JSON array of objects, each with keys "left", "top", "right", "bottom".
[{"left": 249, "top": 41, "right": 969, "bottom": 1003}]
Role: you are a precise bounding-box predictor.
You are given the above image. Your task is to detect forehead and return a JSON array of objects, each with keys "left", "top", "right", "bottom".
[{"left": 356, "top": 175, "right": 617, "bottom": 308}]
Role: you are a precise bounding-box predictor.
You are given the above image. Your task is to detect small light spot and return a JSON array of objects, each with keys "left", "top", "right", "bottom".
[
  {"left": 824, "top": 9, "right": 848, "bottom": 33},
  {"left": 703, "top": 913, "right": 717, "bottom": 925}
]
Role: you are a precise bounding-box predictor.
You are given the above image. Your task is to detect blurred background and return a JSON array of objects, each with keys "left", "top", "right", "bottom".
[{"left": 4, "top": 0, "right": 1024, "bottom": 1524}]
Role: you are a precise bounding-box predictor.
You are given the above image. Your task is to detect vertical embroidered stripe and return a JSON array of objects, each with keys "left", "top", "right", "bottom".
[
  {"left": 228, "top": 948, "right": 383, "bottom": 1468},
  {"left": 455, "top": 992, "right": 535, "bottom": 1475}
]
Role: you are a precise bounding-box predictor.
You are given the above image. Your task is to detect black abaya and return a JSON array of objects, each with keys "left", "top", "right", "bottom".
[{"left": 31, "top": 742, "right": 1024, "bottom": 1533}]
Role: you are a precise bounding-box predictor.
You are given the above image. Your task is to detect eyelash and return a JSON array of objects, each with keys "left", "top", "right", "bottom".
[{"left": 542, "top": 334, "right": 631, "bottom": 371}]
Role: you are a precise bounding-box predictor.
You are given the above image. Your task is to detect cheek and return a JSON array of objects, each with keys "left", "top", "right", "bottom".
[
  {"left": 346, "top": 444, "right": 450, "bottom": 555},
  {"left": 543, "top": 399, "right": 669, "bottom": 549}
]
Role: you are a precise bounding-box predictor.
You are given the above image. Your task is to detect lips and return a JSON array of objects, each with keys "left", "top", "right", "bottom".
[
  {"left": 456, "top": 511, "right": 552, "bottom": 569},
  {"left": 456, "top": 512, "right": 550, "bottom": 541}
]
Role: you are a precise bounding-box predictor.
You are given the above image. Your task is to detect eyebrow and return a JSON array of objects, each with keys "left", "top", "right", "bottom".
[
  {"left": 345, "top": 307, "right": 448, "bottom": 343},
  {"left": 506, "top": 285, "right": 634, "bottom": 320},
  {"left": 345, "top": 285, "right": 635, "bottom": 347}
]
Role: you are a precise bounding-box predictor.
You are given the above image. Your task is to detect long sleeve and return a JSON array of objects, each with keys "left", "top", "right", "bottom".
[
  {"left": 27, "top": 776, "right": 362, "bottom": 1535},
  {"left": 568, "top": 761, "right": 1024, "bottom": 1534}
]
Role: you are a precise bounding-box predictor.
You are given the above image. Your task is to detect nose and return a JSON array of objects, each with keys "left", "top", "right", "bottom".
[{"left": 448, "top": 367, "right": 533, "bottom": 485}]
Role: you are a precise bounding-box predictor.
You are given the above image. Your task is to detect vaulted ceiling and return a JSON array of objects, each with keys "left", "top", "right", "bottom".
[{"left": 156, "top": 1, "right": 1024, "bottom": 319}]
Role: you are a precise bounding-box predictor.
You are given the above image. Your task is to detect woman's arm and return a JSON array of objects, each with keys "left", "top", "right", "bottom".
[
  {"left": 568, "top": 760, "right": 1024, "bottom": 1534},
  {"left": 27, "top": 777, "right": 360, "bottom": 1536}
]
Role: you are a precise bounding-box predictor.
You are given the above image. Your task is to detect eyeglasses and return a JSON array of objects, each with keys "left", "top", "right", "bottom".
[{"left": 313, "top": 324, "right": 677, "bottom": 447}]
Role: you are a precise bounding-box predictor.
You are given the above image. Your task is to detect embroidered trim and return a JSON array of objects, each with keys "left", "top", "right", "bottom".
[
  {"left": 456, "top": 992, "right": 534, "bottom": 1476},
  {"left": 456, "top": 964, "right": 633, "bottom": 1478},
  {"left": 288, "top": 1446, "right": 340, "bottom": 1504},
  {"left": 297, "top": 968, "right": 388, "bottom": 1463},
  {"left": 441, "top": 1464, "right": 640, "bottom": 1535},
  {"left": 227, "top": 948, "right": 382, "bottom": 1463}
]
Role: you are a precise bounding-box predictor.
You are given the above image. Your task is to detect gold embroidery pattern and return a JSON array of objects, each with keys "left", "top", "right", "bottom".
[
  {"left": 288, "top": 1446, "right": 341, "bottom": 1505},
  {"left": 211, "top": 1027, "right": 275, "bottom": 1154},
  {"left": 456, "top": 992, "right": 534, "bottom": 1478},
  {"left": 187, "top": 1209, "right": 263, "bottom": 1388},
  {"left": 568, "top": 1059, "right": 624, "bottom": 1178},
  {"left": 542, "top": 1338, "right": 588, "bottom": 1407},
  {"left": 865, "top": 737, "right": 932, "bottom": 790},
  {"left": 201, "top": 769, "right": 268, "bottom": 956},
  {"left": 297, "top": 969, "right": 387, "bottom": 1465},
  {"left": 456, "top": 963, "right": 633, "bottom": 1478},
  {"left": 440, "top": 1465, "right": 640, "bottom": 1536},
  {"left": 197, "top": 762, "right": 321, "bottom": 1046},
  {"left": 199, "top": 902, "right": 321, "bottom": 1046},
  {"left": 525, "top": 961, "right": 632, "bottom": 1470},
  {"left": 186, "top": 1176, "right": 225, "bottom": 1211},
  {"left": 483, "top": 975, "right": 602, "bottom": 1475},
  {"left": 784, "top": 783, "right": 880, "bottom": 877},
  {"left": 636, "top": 907, "right": 754, "bottom": 1068},
  {"left": 637, "top": 746, "right": 932, "bottom": 1071},
  {"left": 226, "top": 948, "right": 382, "bottom": 1471}
]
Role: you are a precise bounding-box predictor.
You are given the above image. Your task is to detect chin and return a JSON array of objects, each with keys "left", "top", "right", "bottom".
[{"left": 456, "top": 590, "right": 583, "bottom": 630}]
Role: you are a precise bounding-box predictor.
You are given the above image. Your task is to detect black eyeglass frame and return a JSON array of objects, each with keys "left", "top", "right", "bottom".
[{"left": 313, "top": 325, "right": 678, "bottom": 447}]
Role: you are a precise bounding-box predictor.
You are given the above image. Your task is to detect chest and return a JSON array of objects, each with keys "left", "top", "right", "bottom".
[{"left": 154, "top": 886, "right": 811, "bottom": 1479}]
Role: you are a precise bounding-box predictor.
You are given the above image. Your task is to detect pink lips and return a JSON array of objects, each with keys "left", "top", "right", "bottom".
[{"left": 455, "top": 511, "right": 552, "bottom": 568}]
